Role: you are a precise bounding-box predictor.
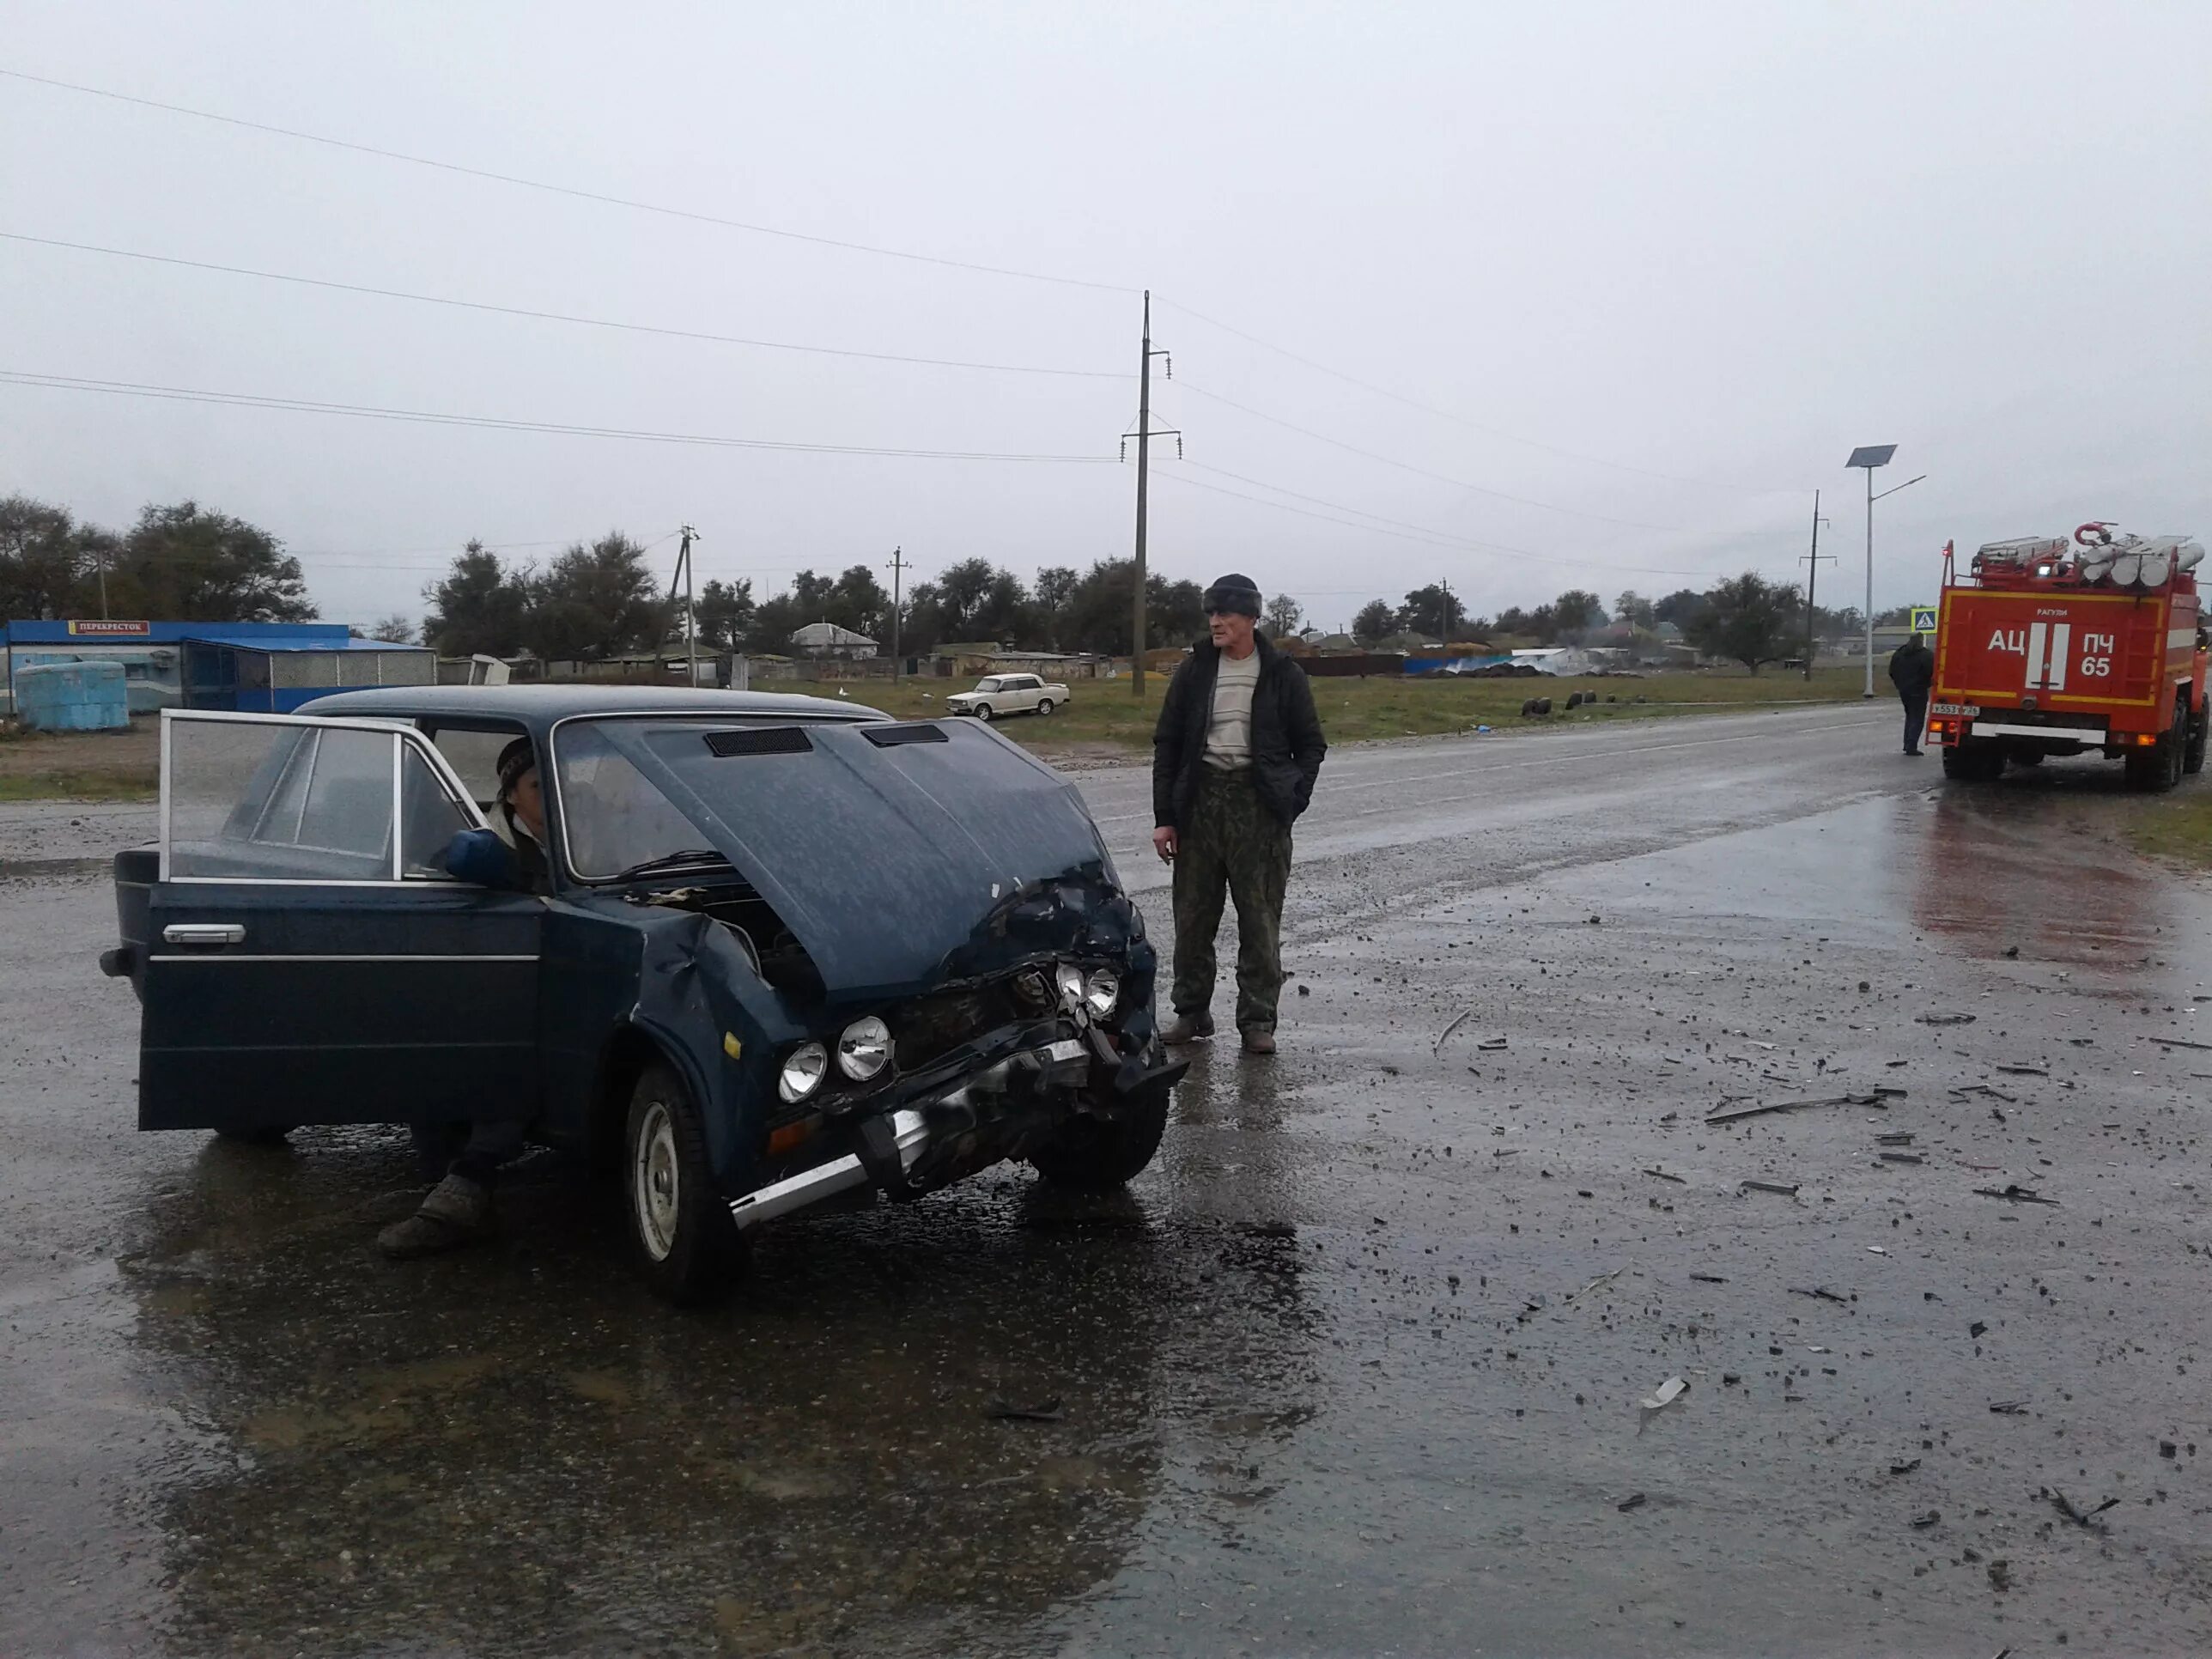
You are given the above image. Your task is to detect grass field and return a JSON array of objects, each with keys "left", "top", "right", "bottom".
[
  {"left": 2126, "top": 787, "right": 2212, "bottom": 871},
  {"left": 858, "top": 664, "right": 1871, "bottom": 755},
  {"left": 0, "top": 666, "right": 1869, "bottom": 801},
  {"left": 0, "top": 720, "right": 158, "bottom": 802}
]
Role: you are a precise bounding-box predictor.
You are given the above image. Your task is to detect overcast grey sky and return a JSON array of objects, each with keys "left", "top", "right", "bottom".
[{"left": 3, "top": 1, "right": 2207, "bottom": 630}]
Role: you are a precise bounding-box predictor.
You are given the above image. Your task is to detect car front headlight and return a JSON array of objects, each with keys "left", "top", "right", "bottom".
[
  {"left": 836, "top": 1016, "right": 892, "bottom": 1081},
  {"left": 1083, "top": 967, "right": 1120, "bottom": 1018},
  {"left": 778, "top": 1041, "right": 829, "bottom": 1103},
  {"left": 1054, "top": 962, "right": 1085, "bottom": 1006}
]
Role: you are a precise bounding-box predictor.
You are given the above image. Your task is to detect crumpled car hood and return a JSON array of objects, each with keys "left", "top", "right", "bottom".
[{"left": 592, "top": 718, "right": 1125, "bottom": 998}]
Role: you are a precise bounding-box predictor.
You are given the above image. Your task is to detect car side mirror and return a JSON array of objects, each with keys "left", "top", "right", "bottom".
[{"left": 445, "top": 827, "right": 520, "bottom": 888}]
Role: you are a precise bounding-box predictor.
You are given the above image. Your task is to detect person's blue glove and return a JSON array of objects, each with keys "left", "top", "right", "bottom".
[{"left": 444, "top": 828, "right": 525, "bottom": 890}]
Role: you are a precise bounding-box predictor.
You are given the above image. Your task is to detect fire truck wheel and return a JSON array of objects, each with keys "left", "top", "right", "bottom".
[
  {"left": 2008, "top": 750, "right": 2045, "bottom": 768},
  {"left": 1942, "top": 740, "right": 2003, "bottom": 782},
  {"left": 2125, "top": 702, "right": 2186, "bottom": 793},
  {"left": 2186, "top": 708, "right": 2207, "bottom": 776}
]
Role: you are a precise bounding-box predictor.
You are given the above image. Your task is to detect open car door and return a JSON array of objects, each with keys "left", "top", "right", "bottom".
[{"left": 138, "top": 710, "right": 542, "bottom": 1133}]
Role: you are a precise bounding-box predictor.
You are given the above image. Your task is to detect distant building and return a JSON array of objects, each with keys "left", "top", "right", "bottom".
[
  {"left": 2, "top": 618, "right": 431, "bottom": 716},
  {"left": 789, "top": 622, "right": 879, "bottom": 660}
]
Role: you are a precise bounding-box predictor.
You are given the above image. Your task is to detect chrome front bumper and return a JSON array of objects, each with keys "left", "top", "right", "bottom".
[{"left": 726, "top": 1036, "right": 1089, "bottom": 1231}]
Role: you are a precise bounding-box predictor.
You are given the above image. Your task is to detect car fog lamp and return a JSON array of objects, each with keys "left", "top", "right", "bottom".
[
  {"left": 836, "top": 1016, "right": 893, "bottom": 1081},
  {"left": 1054, "top": 961, "right": 1086, "bottom": 1006},
  {"left": 778, "top": 1041, "right": 829, "bottom": 1103},
  {"left": 1083, "top": 967, "right": 1121, "bottom": 1018}
]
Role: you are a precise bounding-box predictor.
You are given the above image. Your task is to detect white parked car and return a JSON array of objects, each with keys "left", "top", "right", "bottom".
[{"left": 945, "top": 673, "right": 1070, "bottom": 720}]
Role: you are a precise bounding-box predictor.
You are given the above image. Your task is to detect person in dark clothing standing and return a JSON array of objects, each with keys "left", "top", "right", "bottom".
[
  {"left": 1152, "top": 574, "right": 1327, "bottom": 1054},
  {"left": 1889, "top": 633, "right": 1936, "bottom": 756}
]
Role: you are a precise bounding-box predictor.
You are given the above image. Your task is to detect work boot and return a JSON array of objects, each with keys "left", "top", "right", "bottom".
[
  {"left": 1160, "top": 1012, "right": 1216, "bottom": 1045},
  {"left": 1241, "top": 1026, "right": 1277, "bottom": 1056},
  {"left": 376, "top": 1173, "right": 494, "bottom": 1259}
]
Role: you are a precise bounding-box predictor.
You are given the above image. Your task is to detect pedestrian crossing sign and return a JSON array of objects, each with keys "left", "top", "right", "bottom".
[{"left": 1909, "top": 605, "right": 1937, "bottom": 634}]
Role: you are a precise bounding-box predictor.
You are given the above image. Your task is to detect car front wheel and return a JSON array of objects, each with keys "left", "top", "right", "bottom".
[
  {"left": 624, "top": 1061, "right": 747, "bottom": 1306},
  {"left": 1029, "top": 1080, "right": 1171, "bottom": 1192}
]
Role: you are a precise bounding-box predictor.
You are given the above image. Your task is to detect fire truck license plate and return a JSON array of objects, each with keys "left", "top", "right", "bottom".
[{"left": 1930, "top": 702, "right": 1978, "bottom": 717}]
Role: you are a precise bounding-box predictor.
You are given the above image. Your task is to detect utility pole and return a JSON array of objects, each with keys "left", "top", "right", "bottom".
[
  {"left": 95, "top": 544, "right": 109, "bottom": 621},
  {"left": 1800, "top": 489, "right": 1833, "bottom": 682},
  {"left": 1441, "top": 576, "right": 1455, "bottom": 641},
  {"left": 1122, "top": 290, "right": 1176, "bottom": 697},
  {"left": 671, "top": 524, "right": 701, "bottom": 688},
  {"left": 886, "top": 544, "right": 909, "bottom": 682}
]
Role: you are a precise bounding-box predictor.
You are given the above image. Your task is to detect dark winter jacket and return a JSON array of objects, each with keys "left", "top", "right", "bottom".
[
  {"left": 1152, "top": 634, "right": 1327, "bottom": 830},
  {"left": 1888, "top": 639, "right": 1935, "bottom": 698}
]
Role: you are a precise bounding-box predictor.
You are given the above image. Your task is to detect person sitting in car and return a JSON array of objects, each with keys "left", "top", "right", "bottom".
[{"left": 380, "top": 738, "right": 547, "bottom": 1257}]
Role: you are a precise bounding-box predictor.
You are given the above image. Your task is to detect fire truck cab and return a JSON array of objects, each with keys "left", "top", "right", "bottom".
[{"left": 1928, "top": 524, "right": 2209, "bottom": 790}]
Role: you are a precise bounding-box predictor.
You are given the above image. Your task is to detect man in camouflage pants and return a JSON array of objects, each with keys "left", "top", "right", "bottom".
[{"left": 1152, "top": 574, "right": 1327, "bottom": 1054}]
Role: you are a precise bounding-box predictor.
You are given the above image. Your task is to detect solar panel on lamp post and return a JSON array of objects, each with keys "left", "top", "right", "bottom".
[{"left": 1845, "top": 445, "right": 1923, "bottom": 697}]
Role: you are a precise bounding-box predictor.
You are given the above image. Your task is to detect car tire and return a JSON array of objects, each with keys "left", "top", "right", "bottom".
[
  {"left": 1029, "top": 1080, "right": 1172, "bottom": 1192},
  {"left": 1036, "top": 698, "right": 1054, "bottom": 716},
  {"left": 623, "top": 1061, "right": 747, "bottom": 1307},
  {"left": 975, "top": 703, "right": 994, "bottom": 721},
  {"left": 215, "top": 1124, "right": 296, "bottom": 1146}
]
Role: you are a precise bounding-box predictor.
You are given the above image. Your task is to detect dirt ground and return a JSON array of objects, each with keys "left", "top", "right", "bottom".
[{"left": 0, "top": 716, "right": 157, "bottom": 800}]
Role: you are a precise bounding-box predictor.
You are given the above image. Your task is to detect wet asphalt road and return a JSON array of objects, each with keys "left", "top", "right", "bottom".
[{"left": 5, "top": 702, "right": 2211, "bottom": 1656}]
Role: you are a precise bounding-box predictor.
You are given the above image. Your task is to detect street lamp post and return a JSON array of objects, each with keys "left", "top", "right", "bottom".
[{"left": 1844, "top": 446, "right": 1925, "bottom": 696}]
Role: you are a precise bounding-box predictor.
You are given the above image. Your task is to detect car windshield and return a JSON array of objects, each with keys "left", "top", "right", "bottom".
[
  {"left": 555, "top": 720, "right": 731, "bottom": 880},
  {"left": 974, "top": 678, "right": 1004, "bottom": 692}
]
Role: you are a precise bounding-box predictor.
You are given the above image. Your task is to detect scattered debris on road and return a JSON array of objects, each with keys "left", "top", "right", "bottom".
[
  {"left": 985, "top": 1398, "right": 1066, "bottom": 1423},
  {"left": 1910, "top": 1510, "right": 1941, "bottom": 1528},
  {"left": 1642, "top": 1167, "right": 1686, "bottom": 1183},
  {"left": 1791, "top": 1286, "right": 1849, "bottom": 1304},
  {"left": 1616, "top": 1492, "right": 1648, "bottom": 1512},
  {"left": 2045, "top": 1489, "right": 2118, "bottom": 1529},
  {"left": 1638, "top": 1376, "right": 1687, "bottom": 1429},
  {"left": 1740, "top": 1180, "right": 1801, "bottom": 1197},
  {"left": 1973, "top": 1184, "right": 2057, "bottom": 1206},
  {"left": 1989, "top": 1400, "right": 2030, "bottom": 1415},
  {"left": 1993, "top": 1063, "right": 2048, "bottom": 1077},
  {"left": 1917, "top": 1012, "right": 1977, "bottom": 1026},
  {"left": 1705, "top": 1087, "right": 1901, "bottom": 1125}
]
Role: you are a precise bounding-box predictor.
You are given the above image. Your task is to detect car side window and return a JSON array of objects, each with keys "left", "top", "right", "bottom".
[
  {"left": 431, "top": 726, "right": 524, "bottom": 812},
  {"left": 400, "top": 744, "right": 475, "bottom": 877},
  {"left": 165, "top": 714, "right": 486, "bottom": 883},
  {"left": 174, "top": 721, "right": 392, "bottom": 880}
]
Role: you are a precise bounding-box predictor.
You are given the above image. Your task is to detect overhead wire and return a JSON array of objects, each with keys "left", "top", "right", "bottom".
[
  {"left": 0, "top": 67, "right": 1135, "bottom": 295},
  {"left": 0, "top": 370, "right": 1122, "bottom": 463},
  {"left": 1171, "top": 379, "right": 1711, "bottom": 534},
  {"left": 1155, "top": 468, "right": 1723, "bottom": 579},
  {"left": 1156, "top": 294, "right": 1802, "bottom": 497},
  {"left": 0, "top": 232, "right": 1127, "bottom": 380}
]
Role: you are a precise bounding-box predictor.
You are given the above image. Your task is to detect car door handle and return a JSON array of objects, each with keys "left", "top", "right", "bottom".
[{"left": 162, "top": 923, "right": 246, "bottom": 947}]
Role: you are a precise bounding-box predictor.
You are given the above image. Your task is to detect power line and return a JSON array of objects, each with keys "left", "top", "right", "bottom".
[
  {"left": 0, "top": 370, "right": 1122, "bottom": 463},
  {"left": 0, "top": 67, "right": 1135, "bottom": 296},
  {"left": 1155, "top": 468, "right": 1723, "bottom": 579},
  {"left": 0, "top": 232, "right": 1127, "bottom": 380},
  {"left": 1172, "top": 378, "right": 1723, "bottom": 534},
  {"left": 1156, "top": 295, "right": 1798, "bottom": 496}
]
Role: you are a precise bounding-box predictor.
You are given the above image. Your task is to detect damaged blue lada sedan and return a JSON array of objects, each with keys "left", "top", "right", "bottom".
[{"left": 101, "top": 688, "right": 1182, "bottom": 1303}]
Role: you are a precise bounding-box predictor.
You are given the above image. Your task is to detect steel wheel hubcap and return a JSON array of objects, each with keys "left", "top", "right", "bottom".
[{"left": 633, "top": 1101, "right": 680, "bottom": 1261}]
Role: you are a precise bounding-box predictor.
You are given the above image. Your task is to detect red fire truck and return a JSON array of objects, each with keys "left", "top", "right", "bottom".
[{"left": 1927, "top": 524, "right": 2209, "bottom": 789}]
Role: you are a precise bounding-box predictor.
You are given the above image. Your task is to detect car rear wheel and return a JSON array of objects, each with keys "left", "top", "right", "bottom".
[
  {"left": 1036, "top": 698, "right": 1054, "bottom": 716},
  {"left": 1029, "top": 1080, "right": 1172, "bottom": 1192},
  {"left": 974, "top": 702, "right": 994, "bottom": 721},
  {"left": 215, "top": 1124, "right": 296, "bottom": 1146},
  {"left": 624, "top": 1061, "right": 746, "bottom": 1306}
]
